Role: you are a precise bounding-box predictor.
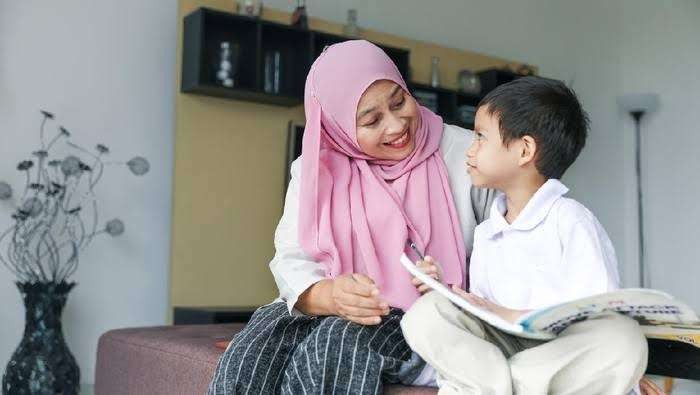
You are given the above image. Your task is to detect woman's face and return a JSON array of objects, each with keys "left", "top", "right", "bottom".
[{"left": 355, "top": 80, "right": 421, "bottom": 161}]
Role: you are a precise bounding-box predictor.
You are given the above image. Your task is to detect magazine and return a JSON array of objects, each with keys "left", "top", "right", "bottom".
[
  {"left": 643, "top": 322, "right": 700, "bottom": 379},
  {"left": 400, "top": 253, "right": 700, "bottom": 340},
  {"left": 643, "top": 323, "right": 700, "bottom": 348}
]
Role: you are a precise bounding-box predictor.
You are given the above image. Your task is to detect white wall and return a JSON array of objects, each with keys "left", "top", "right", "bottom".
[
  {"left": 0, "top": 0, "right": 177, "bottom": 387},
  {"left": 618, "top": 0, "right": 700, "bottom": 311},
  {"left": 264, "top": 0, "right": 700, "bottom": 310}
]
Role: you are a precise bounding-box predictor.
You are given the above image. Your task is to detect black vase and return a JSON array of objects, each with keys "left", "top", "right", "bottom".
[{"left": 2, "top": 282, "right": 80, "bottom": 395}]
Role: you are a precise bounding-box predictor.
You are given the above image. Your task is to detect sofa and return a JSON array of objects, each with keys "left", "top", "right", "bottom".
[{"left": 95, "top": 323, "right": 436, "bottom": 394}]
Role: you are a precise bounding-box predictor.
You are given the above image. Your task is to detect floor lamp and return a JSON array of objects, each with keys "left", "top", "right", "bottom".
[{"left": 617, "top": 93, "right": 659, "bottom": 288}]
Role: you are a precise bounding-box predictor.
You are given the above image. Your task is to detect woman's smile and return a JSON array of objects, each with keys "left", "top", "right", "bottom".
[{"left": 383, "top": 127, "right": 411, "bottom": 149}]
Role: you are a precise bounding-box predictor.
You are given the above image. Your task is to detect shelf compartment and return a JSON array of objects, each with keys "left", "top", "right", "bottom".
[
  {"left": 259, "top": 21, "right": 312, "bottom": 99},
  {"left": 311, "top": 32, "right": 410, "bottom": 82}
]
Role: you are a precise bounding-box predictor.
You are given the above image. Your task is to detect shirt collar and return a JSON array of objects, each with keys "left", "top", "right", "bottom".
[{"left": 482, "top": 179, "right": 569, "bottom": 239}]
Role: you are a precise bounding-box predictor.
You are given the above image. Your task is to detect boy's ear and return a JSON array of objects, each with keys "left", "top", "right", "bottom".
[{"left": 518, "top": 135, "right": 537, "bottom": 166}]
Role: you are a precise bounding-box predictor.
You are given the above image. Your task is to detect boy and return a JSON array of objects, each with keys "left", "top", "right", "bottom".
[{"left": 401, "top": 77, "right": 648, "bottom": 394}]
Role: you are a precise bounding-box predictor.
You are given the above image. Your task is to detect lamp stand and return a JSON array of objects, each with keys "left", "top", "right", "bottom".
[{"left": 631, "top": 110, "right": 647, "bottom": 288}]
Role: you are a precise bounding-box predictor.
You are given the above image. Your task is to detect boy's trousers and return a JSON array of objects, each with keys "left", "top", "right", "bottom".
[{"left": 401, "top": 292, "right": 648, "bottom": 395}]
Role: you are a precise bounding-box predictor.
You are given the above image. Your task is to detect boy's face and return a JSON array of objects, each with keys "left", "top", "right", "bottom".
[{"left": 466, "top": 106, "right": 524, "bottom": 189}]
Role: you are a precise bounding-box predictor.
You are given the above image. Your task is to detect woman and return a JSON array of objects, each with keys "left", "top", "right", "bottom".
[
  {"left": 208, "top": 40, "right": 662, "bottom": 395},
  {"left": 208, "top": 39, "right": 489, "bottom": 394}
]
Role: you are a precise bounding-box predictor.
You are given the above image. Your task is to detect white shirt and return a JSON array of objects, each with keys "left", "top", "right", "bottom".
[
  {"left": 469, "top": 179, "right": 621, "bottom": 311},
  {"left": 269, "top": 124, "right": 494, "bottom": 314}
]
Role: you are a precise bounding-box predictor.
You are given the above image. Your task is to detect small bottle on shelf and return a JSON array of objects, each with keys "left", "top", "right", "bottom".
[{"left": 430, "top": 56, "right": 441, "bottom": 88}]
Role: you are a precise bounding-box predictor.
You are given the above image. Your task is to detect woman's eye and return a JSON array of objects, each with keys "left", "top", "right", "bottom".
[
  {"left": 391, "top": 98, "right": 405, "bottom": 110},
  {"left": 364, "top": 118, "right": 378, "bottom": 127}
]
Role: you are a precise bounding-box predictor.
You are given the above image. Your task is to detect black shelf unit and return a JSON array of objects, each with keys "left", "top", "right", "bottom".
[
  {"left": 181, "top": 7, "right": 522, "bottom": 126},
  {"left": 182, "top": 9, "right": 270, "bottom": 102},
  {"left": 181, "top": 7, "right": 410, "bottom": 107},
  {"left": 181, "top": 8, "right": 310, "bottom": 106},
  {"left": 408, "top": 83, "right": 482, "bottom": 129},
  {"left": 477, "top": 69, "right": 522, "bottom": 95},
  {"left": 311, "top": 32, "right": 410, "bottom": 80}
]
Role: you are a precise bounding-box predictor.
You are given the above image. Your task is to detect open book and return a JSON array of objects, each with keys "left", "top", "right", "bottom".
[{"left": 400, "top": 254, "right": 700, "bottom": 340}]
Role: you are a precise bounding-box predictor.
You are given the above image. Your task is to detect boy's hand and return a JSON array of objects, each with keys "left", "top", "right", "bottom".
[
  {"left": 411, "top": 256, "right": 444, "bottom": 294},
  {"left": 451, "top": 285, "right": 529, "bottom": 323},
  {"left": 639, "top": 376, "right": 667, "bottom": 395}
]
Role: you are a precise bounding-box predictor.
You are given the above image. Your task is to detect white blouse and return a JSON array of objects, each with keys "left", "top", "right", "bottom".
[{"left": 268, "top": 124, "right": 494, "bottom": 314}]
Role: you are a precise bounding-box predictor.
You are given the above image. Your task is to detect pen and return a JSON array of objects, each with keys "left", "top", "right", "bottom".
[{"left": 407, "top": 239, "right": 426, "bottom": 261}]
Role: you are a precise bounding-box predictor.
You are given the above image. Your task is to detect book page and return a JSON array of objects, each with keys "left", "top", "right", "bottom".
[{"left": 517, "top": 289, "right": 699, "bottom": 336}]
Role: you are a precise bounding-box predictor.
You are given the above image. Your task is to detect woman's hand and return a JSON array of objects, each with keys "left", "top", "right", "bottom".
[
  {"left": 451, "top": 285, "right": 529, "bottom": 323},
  {"left": 329, "top": 273, "right": 390, "bottom": 325},
  {"left": 411, "top": 256, "right": 444, "bottom": 294},
  {"left": 295, "top": 273, "right": 389, "bottom": 326}
]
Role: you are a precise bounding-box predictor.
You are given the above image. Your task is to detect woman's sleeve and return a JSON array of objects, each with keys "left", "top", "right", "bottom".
[
  {"left": 441, "top": 124, "right": 495, "bottom": 226},
  {"left": 269, "top": 157, "right": 328, "bottom": 315}
]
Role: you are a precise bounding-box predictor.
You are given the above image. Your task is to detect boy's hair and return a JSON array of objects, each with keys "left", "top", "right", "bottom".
[{"left": 477, "top": 76, "right": 589, "bottom": 179}]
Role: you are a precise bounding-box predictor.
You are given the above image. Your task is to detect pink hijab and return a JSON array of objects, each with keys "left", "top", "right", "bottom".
[{"left": 299, "top": 40, "right": 466, "bottom": 310}]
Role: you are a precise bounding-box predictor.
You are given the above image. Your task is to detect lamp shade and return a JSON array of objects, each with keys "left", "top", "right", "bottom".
[{"left": 617, "top": 93, "right": 660, "bottom": 114}]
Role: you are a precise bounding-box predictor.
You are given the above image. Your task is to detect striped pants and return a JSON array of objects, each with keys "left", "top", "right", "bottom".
[{"left": 208, "top": 302, "right": 423, "bottom": 395}]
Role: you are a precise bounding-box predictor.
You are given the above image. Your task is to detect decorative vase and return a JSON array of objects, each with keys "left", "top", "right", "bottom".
[
  {"left": 458, "top": 69, "right": 482, "bottom": 95},
  {"left": 2, "top": 282, "right": 80, "bottom": 395},
  {"left": 291, "top": 0, "right": 308, "bottom": 29},
  {"left": 216, "top": 41, "right": 238, "bottom": 88}
]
